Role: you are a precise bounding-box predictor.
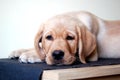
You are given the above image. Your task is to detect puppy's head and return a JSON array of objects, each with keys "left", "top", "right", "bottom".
[{"left": 34, "top": 15, "right": 96, "bottom": 65}]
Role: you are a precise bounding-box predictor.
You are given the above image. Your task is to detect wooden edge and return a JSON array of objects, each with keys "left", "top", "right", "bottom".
[{"left": 42, "top": 64, "right": 120, "bottom": 80}]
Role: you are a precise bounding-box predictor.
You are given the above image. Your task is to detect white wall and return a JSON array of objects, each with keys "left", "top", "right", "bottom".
[{"left": 0, "top": 0, "right": 120, "bottom": 58}]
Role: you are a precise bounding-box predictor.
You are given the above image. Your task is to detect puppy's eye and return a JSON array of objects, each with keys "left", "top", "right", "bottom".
[
  {"left": 46, "top": 35, "right": 53, "bottom": 40},
  {"left": 66, "top": 36, "right": 74, "bottom": 40}
]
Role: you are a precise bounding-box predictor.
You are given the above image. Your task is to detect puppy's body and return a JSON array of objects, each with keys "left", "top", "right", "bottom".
[
  {"left": 97, "top": 21, "right": 120, "bottom": 58},
  {"left": 9, "top": 11, "right": 120, "bottom": 65},
  {"left": 69, "top": 12, "right": 120, "bottom": 58}
]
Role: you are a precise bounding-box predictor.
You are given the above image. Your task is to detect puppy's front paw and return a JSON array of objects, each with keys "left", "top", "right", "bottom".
[
  {"left": 19, "top": 51, "right": 42, "bottom": 63},
  {"left": 9, "top": 49, "right": 28, "bottom": 59}
]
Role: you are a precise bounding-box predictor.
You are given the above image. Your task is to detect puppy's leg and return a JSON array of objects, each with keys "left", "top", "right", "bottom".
[
  {"left": 9, "top": 48, "right": 42, "bottom": 63},
  {"left": 9, "top": 49, "right": 29, "bottom": 59},
  {"left": 19, "top": 49, "right": 42, "bottom": 63}
]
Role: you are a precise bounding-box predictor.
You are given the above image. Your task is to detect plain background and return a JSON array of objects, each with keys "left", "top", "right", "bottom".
[{"left": 0, "top": 0, "right": 120, "bottom": 58}]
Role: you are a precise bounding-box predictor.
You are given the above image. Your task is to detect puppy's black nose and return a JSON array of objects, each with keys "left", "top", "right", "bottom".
[{"left": 52, "top": 50, "right": 64, "bottom": 60}]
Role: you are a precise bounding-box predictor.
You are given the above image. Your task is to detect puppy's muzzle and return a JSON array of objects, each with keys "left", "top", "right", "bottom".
[{"left": 52, "top": 50, "right": 64, "bottom": 60}]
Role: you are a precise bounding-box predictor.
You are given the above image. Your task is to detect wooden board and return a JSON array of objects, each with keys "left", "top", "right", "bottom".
[
  {"left": 83, "top": 75, "right": 120, "bottom": 80},
  {"left": 42, "top": 64, "right": 120, "bottom": 80}
]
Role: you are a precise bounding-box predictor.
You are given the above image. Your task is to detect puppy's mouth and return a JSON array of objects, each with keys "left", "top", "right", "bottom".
[
  {"left": 45, "top": 51, "right": 76, "bottom": 65},
  {"left": 53, "top": 60, "right": 64, "bottom": 65},
  {"left": 52, "top": 56, "right": 76, "bottom": 65}
]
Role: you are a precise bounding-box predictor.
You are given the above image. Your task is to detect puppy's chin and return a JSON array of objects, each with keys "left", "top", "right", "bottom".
[
  {"left": 45, "top": 56, "right": 76, "bottom": 65},
  {"left": 63, "top": 56, "right": 76, "bottom": 65}
]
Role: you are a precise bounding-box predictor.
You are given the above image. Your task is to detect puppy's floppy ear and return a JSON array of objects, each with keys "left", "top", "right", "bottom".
[
  {"left": 77, "top": 25, "right": 97, "bottom": 63},
  {"left": 34, "top": 24, "right": 45, "bottom": 61}
]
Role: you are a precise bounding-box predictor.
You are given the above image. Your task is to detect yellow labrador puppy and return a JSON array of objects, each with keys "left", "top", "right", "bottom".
[{"left": 9, "top": 11, "right": 120, "bottom": 65}]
